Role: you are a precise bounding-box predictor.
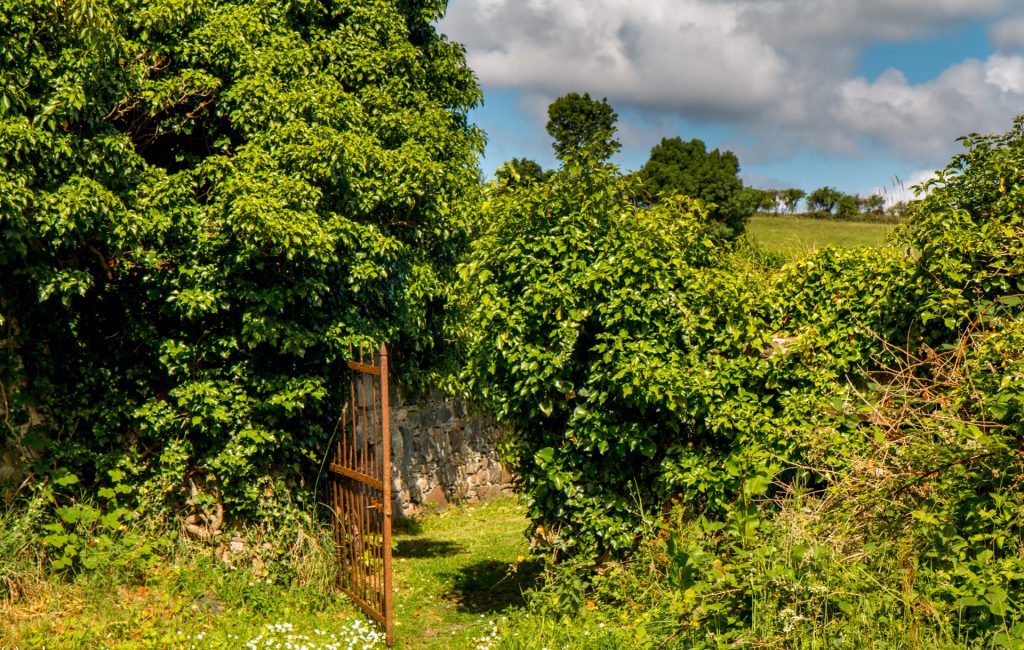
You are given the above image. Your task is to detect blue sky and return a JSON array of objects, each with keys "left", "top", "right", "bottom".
[{"left": 440, "top": 1, "right": 1024, "bottom": 202}]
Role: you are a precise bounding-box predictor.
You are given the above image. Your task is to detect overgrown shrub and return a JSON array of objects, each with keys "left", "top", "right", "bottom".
[
  {"left": 0, "top": 0, "right": 482, "bottom": 540},
  {"left": 467, "top": 118, "right": 1024, "bottom": 646},
  {"left": 457, "top": 154, "right": 921, "bottom": 555}
]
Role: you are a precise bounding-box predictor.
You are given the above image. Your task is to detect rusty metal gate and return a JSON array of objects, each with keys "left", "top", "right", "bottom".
[{"left": 327, "top": 343, "right": 394, "bottom": 645}]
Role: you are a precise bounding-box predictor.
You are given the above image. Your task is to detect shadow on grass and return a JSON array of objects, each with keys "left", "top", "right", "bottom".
[
  {"left": 393, "top": 538, "right": 464, "bottom": 559},
  {"left": 393, "top": 515, "right": 425, "bottom": 535},
  {"left": 446, "top": 558, "right": 544, "bottom": 614}
]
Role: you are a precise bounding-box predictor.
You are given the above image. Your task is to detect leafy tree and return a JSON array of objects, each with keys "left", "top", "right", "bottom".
[
  {"left": 835, "top": 193, "right": 861, "bottom": 219},
  {"left": 887, "top": 200, "right": 912, "bottom": 219},
  {"left": 806, "top": 186, "right": 843, "bottom": 214},
  {"left": 752, "top": 188, "right": 781, "bottom": 214},
  {"left": 458, "top": 158, "right": 915, "bottom": 555},
  {"left": 546, "top": 92, "right": 621, "bottom": 162},
  {"left": 494, "top": 157, "right": 552, "bottom": 188},
  {"left": 780, "top": 188, "right": 806, "bottom": 214},
  {"left": 0, "top": 0, "right": 483, "bottom": 518},
  {"left": 636, "top": 137, "right": 752, "bottom": 237},
  {"left": 860, "top": 193, "right": 885, "bottom": 215},
  {"left": 901, "top": 117, "right": 1024, "bottom": 336}
]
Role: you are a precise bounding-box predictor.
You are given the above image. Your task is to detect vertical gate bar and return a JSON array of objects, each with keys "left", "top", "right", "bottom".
[
  {"left": 364, "top": 370, "right": 372, "bottom": 479},
  {"left": 343, "top": 481, "right": 351, "bottom": 591},
  {"left": 343, "top": 482, "right": 352, "bottom": 591},
  {"left": 356, "top": 364, "right": 364, "bottom": 475},
  {"left": 354, "top": 480, "right": 362, "bottom": 600},
  {"left": 350, "top": 481, "right": 359, "bottom": 596},
  {"left": 373, "top": 504, "right": 380, "bottom": 609},
  {"left": 339, "top": 418, "right": 350, "bottom": 590},
  {"left": 356, "top": 371, "right": 364, "bottom": 475},
  {"left": 332, "top": 474, "right": 341, "bottom": 589},
  {"left": 335, "top": 428, "right": 345, "bottom": 589},
  {"left": 347, "top": 343, "right": 354, "bottom": 472},
  {"left": 348, "top": 365, "right": 360, "bottom": 596},
  {"left": 373, "top": 377, "right": 380, "bottom": 607},
  {"left": 360, "top": 485, "right": 367, "bottom": 600},
  {"left": 340, "top": 476, "right": 348, "bottom": 591},
  {"left": 352, "top": 479, "right": 360, "bottom": 599},
  {"left": 357, "top": 372, "right": 368, "bottom": 601},
  {"left": 344, "top": 370, "right": 352, "bottom": 589},
  {"left": 345, "top": 481, "right": 355, "bottom": 592},
  {"left": 349, "top": 359, "right": 358, "bottom": 471},
  {"left": 365, "top": 488, "right": 371, "bottom": 604},
  {"left": 373, "top": 372, "right": 382, "bottom": 609},
  {"left": 365, "top": 483, "right": 373, "bottom": 604},
  {"left": 363, "top": 482, "right": 370, "bottom": 604},
  {"left": 376, "top": 372, "right": 385, "bottom": 610},
  {"left": 380, "top": 343, "right": 394, "bottom": 645},
  {"left": 339, "top": 393, "right": 348, "bottom": 591},
  {"left": 370, "top": 368, "right": 380, "bottom": 482},
  {"left": 369, "top": 369, "right": 379, "bottom": 606}
]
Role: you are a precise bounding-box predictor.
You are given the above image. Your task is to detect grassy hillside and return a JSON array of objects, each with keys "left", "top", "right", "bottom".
[{"left": 747, "top": 214, "right": 898, "bottom": 251}]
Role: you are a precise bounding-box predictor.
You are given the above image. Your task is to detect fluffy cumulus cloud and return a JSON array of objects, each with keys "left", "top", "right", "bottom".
[
  {"left": 446, "top": 0, "right": 787, "bottom": 119},
  {"left": 831, "top": 54, "right": 1024, "bottom": 159},
  {"left": 991, "top": 15, "right": 1024, "bottom": 51},
  {"left": 441, "top": 0, "right": 1022, "bottom": 163}
]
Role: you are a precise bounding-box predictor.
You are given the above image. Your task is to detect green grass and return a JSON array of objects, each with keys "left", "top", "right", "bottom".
[
  {"left": 747, "top": 214, "right": 898, "bottom": 252},
  {"left": 2, "top": 496, "right": 984, "bottom": 648},
  {"left": 1, "top": 538, "right": 371, "bottom": 649},
  {"left": 0, "top": 493, "right": 377, "bottom": 650},
  {"left": 392, "top": 498, "right": 538, "bottom": 649},
  {"left": 0, "top": 497, "right": 536, "bottom": 650}
]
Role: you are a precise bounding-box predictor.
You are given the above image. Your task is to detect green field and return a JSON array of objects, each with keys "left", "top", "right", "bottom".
[{"left": 747, "top": 214, "right": 898, "bottom": 251}]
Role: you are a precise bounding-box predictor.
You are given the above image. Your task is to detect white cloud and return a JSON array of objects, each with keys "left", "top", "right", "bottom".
[
  {"left": 441, "top": 0, "right": 1022, "bottom": 166},
  {"left": 447, "top": 0, "right": 788, "bottom": 118},
  {"left": 990, "top": 15, "right": 1024, "bottom": 51},
  {"left": 869, "top": 168, "right": 940, "bottom": 207},
  {"left": 986, "top": 53, "right": 1024, "bottom": 91},
  {"left": 832, "top": 54, "right": 1024, "bottom": 159}
]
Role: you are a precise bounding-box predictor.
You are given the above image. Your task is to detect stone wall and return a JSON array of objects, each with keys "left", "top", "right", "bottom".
[
  {"left": 389, "top": 387, "right": 513, "bottom": 516},
  {"left": 1, "top": 382, "right": 515, "bottom": 513}
]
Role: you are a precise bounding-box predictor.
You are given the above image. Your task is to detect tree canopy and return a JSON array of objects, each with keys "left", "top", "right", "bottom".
[
  {"left": 779, "top": 188, "right": 806, "bottom": 214},
  {"left": 494, "top": 157, "right": 552, "bottom": 188},
  {"left": 806, "top": 186, "right": 843, "bottom": 213},
  {"left": 545, "top": 92, "right": 621, "bottom": 162},
  {"left": 636, "top": 137, "right": 751, "bottom": 237}
]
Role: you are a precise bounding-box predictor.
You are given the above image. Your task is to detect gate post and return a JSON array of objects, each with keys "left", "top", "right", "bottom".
[{"left": 380, "top": 344, "right": 394, "bottom": 646}]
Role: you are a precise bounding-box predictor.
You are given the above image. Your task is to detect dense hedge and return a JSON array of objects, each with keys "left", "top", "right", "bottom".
[
  {"left": 457, "top": 161, "right": 915, "bottom": 553},
  {"left": 0, "top": 0, "right": 482, "bottom": 518},
  {"left": 458, "top": 119, "right": 1024, "bottom": 577}
]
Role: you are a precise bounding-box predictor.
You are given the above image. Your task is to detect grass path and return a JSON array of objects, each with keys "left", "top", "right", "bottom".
[{"left": 391, "top": 498, "right": 537, "bottom": 649}]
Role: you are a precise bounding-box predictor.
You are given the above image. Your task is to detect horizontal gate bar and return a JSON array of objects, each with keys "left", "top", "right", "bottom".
[
  {"left": 340, "top": 586, "right": 387, "bottom": 627},
  {"left": 346, "top": 360, "right": 382, "bottom": 376},
  {"left": 329, "top": 463, "right": 384, "bottom": 491}
]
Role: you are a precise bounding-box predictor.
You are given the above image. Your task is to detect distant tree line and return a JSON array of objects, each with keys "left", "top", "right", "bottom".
[
  {"left": 498, "top": 92, "right": 910, "bottom": 232},
  {"left": 746, "top": 186, "right": 910, "bottom": 221}
]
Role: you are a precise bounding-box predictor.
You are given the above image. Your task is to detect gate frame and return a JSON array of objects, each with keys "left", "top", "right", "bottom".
[{"left": 328, "top": 343, "right": 394, "bottom": 645}]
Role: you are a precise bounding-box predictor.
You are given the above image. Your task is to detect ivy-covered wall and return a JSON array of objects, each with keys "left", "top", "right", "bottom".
[{"left": 0, "top": 0, "right": 484, "bottom": 522}]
